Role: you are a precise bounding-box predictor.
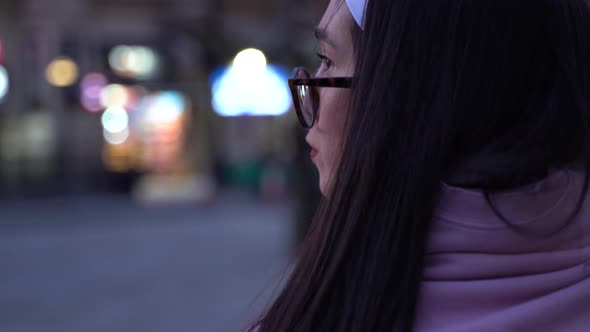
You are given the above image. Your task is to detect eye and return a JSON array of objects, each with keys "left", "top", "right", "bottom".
[{"left": 316, "top": 52, "right": 333, "bottom": 70}]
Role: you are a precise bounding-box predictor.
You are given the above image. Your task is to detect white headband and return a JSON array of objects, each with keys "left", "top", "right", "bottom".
[{"left": 345, "top": 0, "right": 367, "bottom": 29}]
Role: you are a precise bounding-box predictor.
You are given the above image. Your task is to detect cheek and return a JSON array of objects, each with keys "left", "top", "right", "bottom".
[
  {"left": 317, "top": 88, "right": 350, "bottom": 139},
  {"left": 315, "top": 88, "right": 351, "bottom": 174}
]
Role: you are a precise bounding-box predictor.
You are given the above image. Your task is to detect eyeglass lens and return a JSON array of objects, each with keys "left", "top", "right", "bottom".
[{"left": 297, "top": 85, "right": 315, "bottom": 127}]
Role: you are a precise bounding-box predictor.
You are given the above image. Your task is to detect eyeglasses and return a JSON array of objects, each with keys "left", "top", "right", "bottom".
[{"left": 288, "top": 67, "right": 353, "bottom": 128}]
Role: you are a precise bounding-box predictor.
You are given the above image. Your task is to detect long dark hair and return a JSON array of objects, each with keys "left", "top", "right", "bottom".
[{"left": 255, "top": 0, "right": 590, "bottom": 331}]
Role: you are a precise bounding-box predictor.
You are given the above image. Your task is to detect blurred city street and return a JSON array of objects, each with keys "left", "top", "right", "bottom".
[
  {"left": 0, "top": 191, "right": 294, "bottom": 332},
  {"left": 0, "top": 0, "right": 322, "bottom": 330}
]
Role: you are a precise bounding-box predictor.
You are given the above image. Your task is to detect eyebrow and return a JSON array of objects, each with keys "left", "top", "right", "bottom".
[{"left": 314, "top": 27, "right": 338, "bottom": 49}]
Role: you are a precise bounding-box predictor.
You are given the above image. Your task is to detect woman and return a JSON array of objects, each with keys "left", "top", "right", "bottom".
[{"left": 253, "top": 0, "right": 590, "bottom": 331}]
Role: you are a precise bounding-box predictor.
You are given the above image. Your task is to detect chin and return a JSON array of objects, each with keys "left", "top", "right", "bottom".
[{"left": 319, "top": 175, "right": 330, "bottom": 197}]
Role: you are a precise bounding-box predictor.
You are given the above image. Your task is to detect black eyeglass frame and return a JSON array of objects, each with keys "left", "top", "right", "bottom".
[{"left": 288, "top": 67, "right": 353, "bottom": 128}]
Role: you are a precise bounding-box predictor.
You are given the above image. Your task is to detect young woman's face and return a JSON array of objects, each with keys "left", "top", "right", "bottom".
[{"left": 306, "top": 0, "right": 356, "bottom": 195}]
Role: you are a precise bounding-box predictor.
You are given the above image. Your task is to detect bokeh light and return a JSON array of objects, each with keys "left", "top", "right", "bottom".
[
  {"left": 46, "top": 56, "right": 79, "bottom": 87},
  {"left": 212, "top": 48, "right": 291, "bottom": 117},
  {"left": 103, "top": 127, "right": 130, "bottom": 145},
  {"left": 100, "top": 84, "right": 130, "bottom": 109},
  {"left": 140, "top": 91, "right": 186, "bottom": 124},
  {"left": 109, "top": 45, "right": 159, "bottom": 80},
  {"left": 80, "top": 72, "right": 108, "bottom": 112},
  {"left": 101, "top": 106, "right": 129, "bottom": 133},
  {"left": 233, "top": 48, "right": 267, "bottom": 74},
  {"left": 0, "top": 65, "right": 9, "bottom": 101},
  {"left": 123, "top": 86, "right": 141, "bottom": 110}
]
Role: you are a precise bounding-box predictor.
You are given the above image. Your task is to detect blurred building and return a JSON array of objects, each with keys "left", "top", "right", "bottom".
[{"left": 0, "top": 0, "right": 326, "bottom": 206}]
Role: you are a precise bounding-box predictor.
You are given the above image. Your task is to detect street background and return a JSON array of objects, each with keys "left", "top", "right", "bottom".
[{"left": 0, "top": 0, "right": 325, "bottom": 331}]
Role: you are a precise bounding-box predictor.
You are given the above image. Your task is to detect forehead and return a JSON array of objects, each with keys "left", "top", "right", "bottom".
[{"left": 317, "top": 0, "right": 355, "bottom": 45}]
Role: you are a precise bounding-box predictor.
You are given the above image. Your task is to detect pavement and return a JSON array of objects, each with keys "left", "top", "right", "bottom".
[{"left": 0, "top": 191, "right": 295, "bottom": 332}]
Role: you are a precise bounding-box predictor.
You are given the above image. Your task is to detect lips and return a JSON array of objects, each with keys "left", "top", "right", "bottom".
[
  {"left": 310, "top": 149, "right": 318, "bottom": 159},
  {"left": 306, "top": 138, "right": 318, "bottom": 160}
]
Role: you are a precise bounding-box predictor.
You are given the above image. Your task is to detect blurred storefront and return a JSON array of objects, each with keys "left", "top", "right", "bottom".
[{"left": 0, "top": 0, "right": 325, "bottom": 214}]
